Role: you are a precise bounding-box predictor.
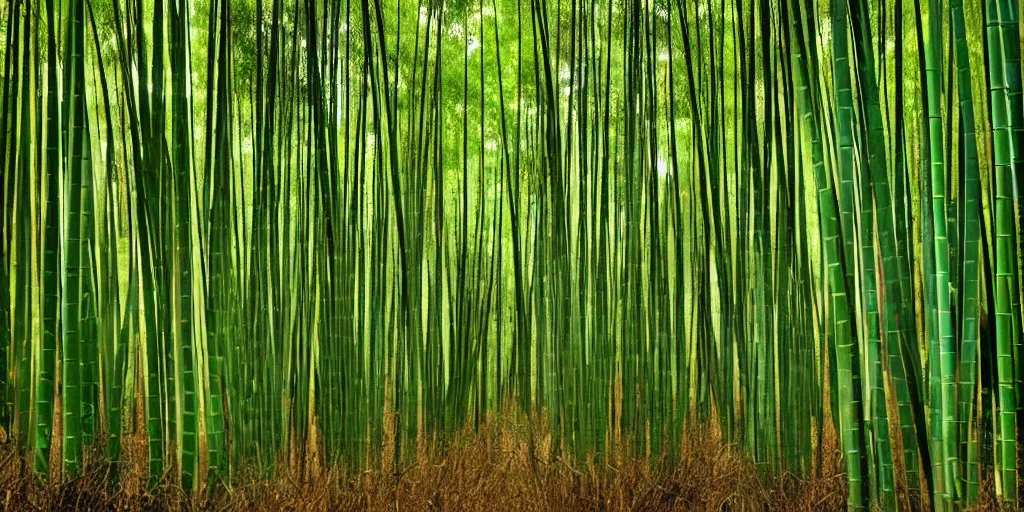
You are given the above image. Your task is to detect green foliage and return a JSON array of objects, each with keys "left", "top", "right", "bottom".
[{"left": 0, "top": 0, "right": 1021, "bottom": 509}]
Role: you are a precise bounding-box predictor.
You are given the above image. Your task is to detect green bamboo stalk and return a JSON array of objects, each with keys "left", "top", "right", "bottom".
[
  {"left": 35, "top": 0, "right": 61, "bottom": 476},
  {"left": 922, "top": 0, "right": 957, "bottom": 506},
  {"left": 813, "top": 1, "right": 866, "bottom": 506},
  {"left": 985, "top": 0, "right": 1018, "bottom": 500},
  {"left": 204, "top": 0, "right": 234, "bottom": 484},
  {"left": 60, "top": 0, "right": 90, "bottom": 477},
  {"left": 0, "top": 0, "right": 13, "bottom": 436},
  {"left": 950, "top": 0, "right": 983, "bottom": 503},
  {"left": 166, "top": 0, "right": 198, "bottom": 490},
  {"left": 9, "top": 0, "right": 34, "bottom": 449},
  {"left": 994, "top": 0, "right": 1024, "bottom": 461}
]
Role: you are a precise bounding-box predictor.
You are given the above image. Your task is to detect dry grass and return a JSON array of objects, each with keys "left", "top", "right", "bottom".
[
  {"left": 0, "top": 388, "right": 1011, "bottom": 511},
  {"left": 0, "top": 414, "right": 850, "bottom": 512}
]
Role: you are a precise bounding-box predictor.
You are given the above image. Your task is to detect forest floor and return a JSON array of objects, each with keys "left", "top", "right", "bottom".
[
  {"left": 3, "top": 398, "right": 1015, "bottom": 511},
  {"left": 0, "top": 416, "right": 855, "bottom": 511}
]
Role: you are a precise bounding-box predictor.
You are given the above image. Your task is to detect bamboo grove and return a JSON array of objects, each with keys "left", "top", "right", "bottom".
[{"left": 0, "top": 0, "right": 1022, "bottom": 509}]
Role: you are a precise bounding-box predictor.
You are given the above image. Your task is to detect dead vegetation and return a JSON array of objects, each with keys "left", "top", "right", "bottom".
[{"left": 0, "top": 416, "right": 852, "bottom": 512}]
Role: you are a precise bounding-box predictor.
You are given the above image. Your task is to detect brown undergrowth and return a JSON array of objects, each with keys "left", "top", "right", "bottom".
[{"left": 0, "top": 413, "right": 849, "bottom": 512}]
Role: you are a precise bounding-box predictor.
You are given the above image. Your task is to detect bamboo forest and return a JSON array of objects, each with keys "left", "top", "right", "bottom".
[{"left": 0, "top": 0, "right": 1023, "bottom": 509}]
